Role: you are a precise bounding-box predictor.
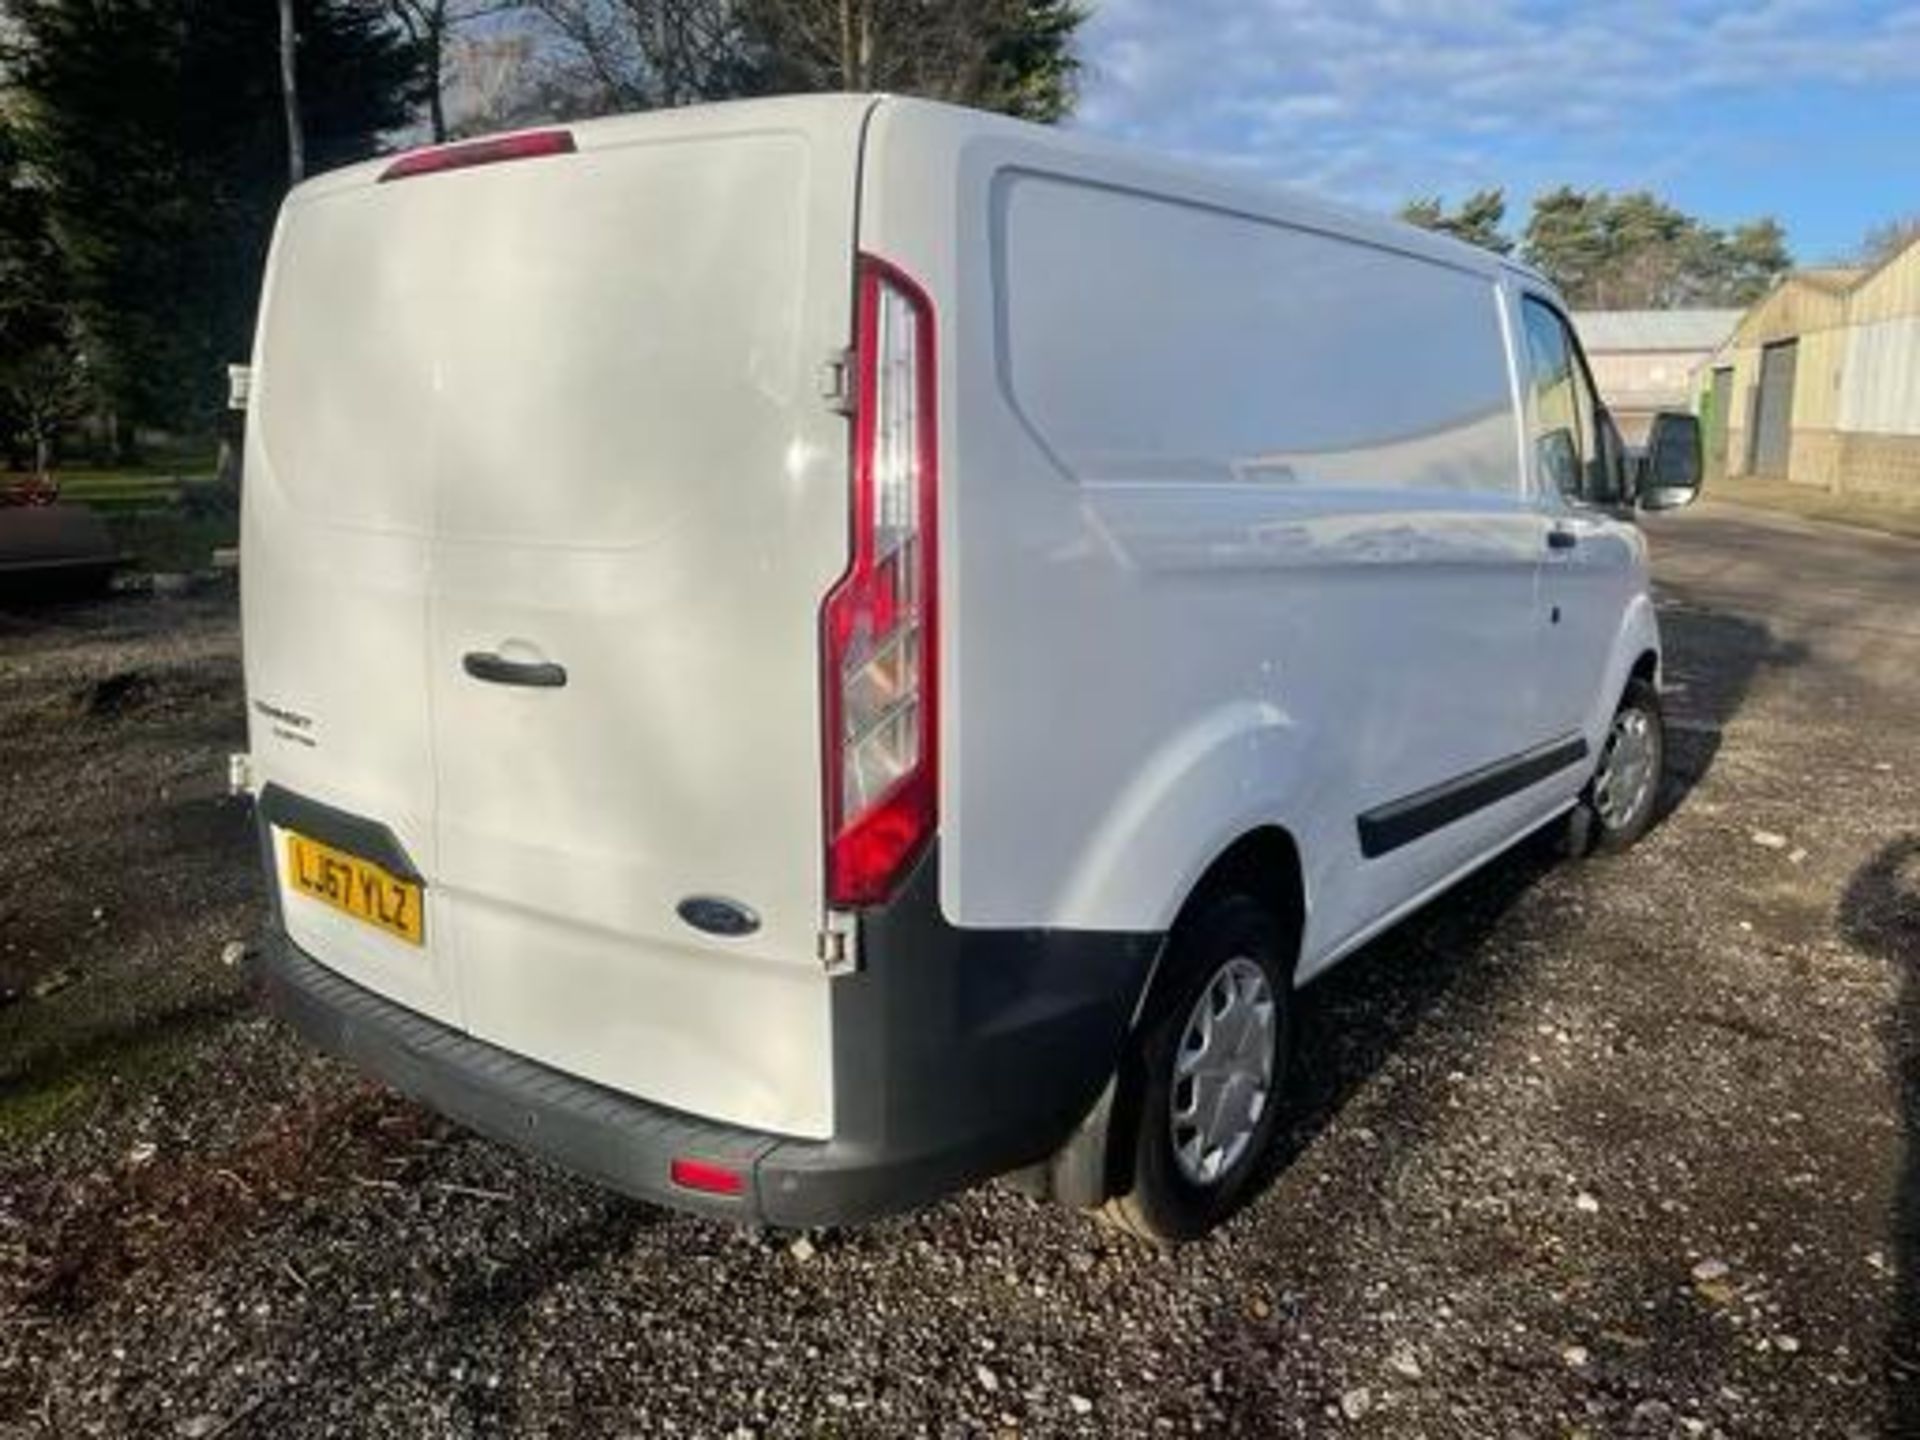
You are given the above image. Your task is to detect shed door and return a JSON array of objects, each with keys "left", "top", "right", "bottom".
[
  {"left": 1707, "top": 366, "right": 1733, "bottom": 477},
  {"left": 1750, "top": 340, "right": 1797, "bottom": 478}
]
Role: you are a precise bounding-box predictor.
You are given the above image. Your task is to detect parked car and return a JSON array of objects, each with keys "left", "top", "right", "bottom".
[
  {"left": 238, "top": 94, "right": 1702, "bottom": 1244},
  {"left": 0, "top": 474, "right": 120, "bottom": 593}
]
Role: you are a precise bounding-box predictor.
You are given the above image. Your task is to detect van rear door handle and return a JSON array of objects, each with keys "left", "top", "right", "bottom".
[
  {"left": 1547, "top": 528, "right": 1578, "bottom": 551},
  {"left": 462, "top": 651, "right": 568, "bottom": 688}
]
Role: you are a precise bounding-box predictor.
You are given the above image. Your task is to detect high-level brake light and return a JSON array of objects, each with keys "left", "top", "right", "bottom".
[
  {"left": 822, "top": 256, "right": 939, "bottom": 908},
  {"left": 379, "top": 130, "right": 576, "bottom": 183}
]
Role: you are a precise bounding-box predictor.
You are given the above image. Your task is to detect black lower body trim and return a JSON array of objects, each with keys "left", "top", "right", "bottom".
[
  {"left": 253, "top": 822, "right": 1159, "bottom": 1228},
  {"left": 1357, "top": 733, "right": 1589, "bottom": 858},
  {"left": 774, "top": 844, "right": 1160, "bottom": 1225}
]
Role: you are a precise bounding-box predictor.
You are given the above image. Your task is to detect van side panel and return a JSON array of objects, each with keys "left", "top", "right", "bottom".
[{"left": 860, "top": 107, "right": 1558, "bottom": 972}]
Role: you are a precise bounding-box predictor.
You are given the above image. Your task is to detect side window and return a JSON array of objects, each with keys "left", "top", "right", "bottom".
[{"left": 1520, "top": 298, "right": 1607, "bottom": 504}]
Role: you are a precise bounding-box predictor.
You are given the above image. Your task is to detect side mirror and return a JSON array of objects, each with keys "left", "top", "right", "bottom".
[
  {"left": 1596, "top": 408, "right": 1630, "bottom": 507},
  {"left": 1638, "top": 411, "right": 1702, "bottom": 511}
]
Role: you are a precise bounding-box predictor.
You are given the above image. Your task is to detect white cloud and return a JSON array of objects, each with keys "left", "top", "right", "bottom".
[{"left": 1071, "top": 0, "right": 1920, "bottom": 207}]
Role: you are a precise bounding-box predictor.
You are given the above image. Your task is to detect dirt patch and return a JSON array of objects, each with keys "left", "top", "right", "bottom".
[{"left": 0, "top": 592, "right": 258, "bottom": 1121}]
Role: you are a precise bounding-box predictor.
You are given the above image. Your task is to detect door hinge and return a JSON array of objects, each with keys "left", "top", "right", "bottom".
[
  {"left": 818, "top": 348, "right": 855, "bottom": 417},
  {"left": 817, "top": 909, "right": 860, "bottom": 976}
]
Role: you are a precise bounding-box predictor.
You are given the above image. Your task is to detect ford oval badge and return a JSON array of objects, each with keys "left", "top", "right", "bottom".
[{"left": 677, "top": 895, "right": 761, "bottom": 938}]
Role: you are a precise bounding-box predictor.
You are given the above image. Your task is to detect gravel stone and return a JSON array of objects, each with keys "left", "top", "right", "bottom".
[{"left": 1, "top": 501, "right": 1916, "bottom": 1438}]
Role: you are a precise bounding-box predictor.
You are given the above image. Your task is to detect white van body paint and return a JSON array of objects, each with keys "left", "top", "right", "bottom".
[
  {"left": 855, "top": 104, "right": 1649, "bottom": 975},
  {"left": 246, "top": 97, "right": 876, "bottom": 1139},
  {"left": 244, "top": 95, "right": 1663, "bottom": 1202}
]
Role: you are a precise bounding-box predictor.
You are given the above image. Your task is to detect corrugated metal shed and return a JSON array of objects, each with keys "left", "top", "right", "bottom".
[
  {"left": 1573, "top": 309, "right": 1743, "bottom": 442},
  {"left": 1838, "top": 244, "right": 1920, "bottom": 440},
  {"left": 1716, "top": 239, "right": 1920, "bottom": 499},
  {"left": 1574, "top": 310, "right": 1743, "bottom": 354},
  {"left": 1733, "top": 271, "right": 1857, "bottom": 346}
]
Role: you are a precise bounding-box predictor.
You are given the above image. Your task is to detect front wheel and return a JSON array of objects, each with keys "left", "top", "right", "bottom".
[
  {"left": 1102, "top": 894, "right": 1293, "bottom": 1246},
  {"left": 1574, "top": 676, "right": 1665, "bottom": 855}
]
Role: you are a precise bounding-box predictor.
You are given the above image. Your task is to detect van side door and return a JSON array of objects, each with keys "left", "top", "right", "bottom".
[{"left": 1515, "top": 290, "right": 1643, "bottom": 772}]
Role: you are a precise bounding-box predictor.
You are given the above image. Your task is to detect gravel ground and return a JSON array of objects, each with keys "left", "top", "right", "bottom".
[{"left": 1, "top": 501, "right": 1917, "bottom": 1439}]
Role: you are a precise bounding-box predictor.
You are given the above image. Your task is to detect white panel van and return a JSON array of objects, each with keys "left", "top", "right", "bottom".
[{"left": 240, "top": 95, "right": 1702, "bottom": 1243}]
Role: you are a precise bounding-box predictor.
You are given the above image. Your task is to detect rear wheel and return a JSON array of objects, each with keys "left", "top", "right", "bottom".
[
  {"left": 1102, "top": 894, "right": 1292, "bottom": 1246},
  {"left": 1574, "top": 676, "right": 1665, "bottom": 855}
]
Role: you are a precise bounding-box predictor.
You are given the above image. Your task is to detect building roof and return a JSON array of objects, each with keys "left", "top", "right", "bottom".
[
  {"left": 1793, "top": 267, "right": 1866, "bottom": 293},
  {"left": 1572, "top": 309, "right": 1745, "bottom": 354}
]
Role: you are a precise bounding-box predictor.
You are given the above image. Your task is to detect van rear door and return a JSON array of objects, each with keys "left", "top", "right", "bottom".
[
  {"left": 246, "top": 188, "right": 456, "bottom": 1030},
  {"left": 250, "top": 99, "right": 873, "bottom": 1140}
]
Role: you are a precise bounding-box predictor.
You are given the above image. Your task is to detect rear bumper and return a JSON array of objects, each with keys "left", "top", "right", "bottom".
[
  {"left": 257, "top": 930, "right": 781, "bottom": 1221},
  {"left": 254, "top": 840, "right": 1160, "bottom": 1227}
]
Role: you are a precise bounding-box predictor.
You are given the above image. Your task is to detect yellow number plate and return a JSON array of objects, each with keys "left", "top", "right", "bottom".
[{"left": 284, "top": 832, "right": 424, "bottom": 946}]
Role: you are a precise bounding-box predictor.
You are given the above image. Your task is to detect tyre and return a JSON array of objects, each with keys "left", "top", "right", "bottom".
[
  {"left": 1575, "top": 676, "right": 1665, "bottom": 855},
  {"left": 1102, "top": 893, "right": 1293, "bottom": 1246}
]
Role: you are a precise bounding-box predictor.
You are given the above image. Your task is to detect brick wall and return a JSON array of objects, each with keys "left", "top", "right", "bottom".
[{"left": 1837, "top": 432, "right": 1920, "bottom": 504}]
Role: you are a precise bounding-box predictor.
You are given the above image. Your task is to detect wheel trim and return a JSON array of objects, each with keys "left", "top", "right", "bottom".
[
  {"left": 1169, "top": 956, "right": 1276, "bottom": 1188},
  {"left": 1593, "top": 705, "right": 1656, "bottom": 830}
]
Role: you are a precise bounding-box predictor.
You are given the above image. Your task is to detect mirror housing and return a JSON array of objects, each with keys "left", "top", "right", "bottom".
[
  {"left": 1638, "top": 411, "right": 1703, "bottom": 511},
  {"left": 1595, "top": 408, "right": 1630, "bottom": 508}
]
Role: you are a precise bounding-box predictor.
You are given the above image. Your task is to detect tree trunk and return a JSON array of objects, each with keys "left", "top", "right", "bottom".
[
  {"left": 857, "top": 0, "right": 872, "bottom": 89},
  {"left": 279, "top": 0, "right": 306, "bottom": 184},
  {"left": 427, "top": 23, "right": 446, "bottom": 141}
]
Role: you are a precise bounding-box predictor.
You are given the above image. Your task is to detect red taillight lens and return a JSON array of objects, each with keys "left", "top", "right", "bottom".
[
  {"left": 669, "top": 1157, "right": 745, "bottom": 1197},
  {"left": 379, "top": 129, "right": 576, "bottom": 183},
  {"left": 822, "top": 257, "right": 939, "bottom": 908}
]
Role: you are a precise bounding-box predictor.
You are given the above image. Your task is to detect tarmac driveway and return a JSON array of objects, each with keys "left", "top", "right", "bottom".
[{"left": 1, "top": 499, "right": 1917, "bottom": 1438}]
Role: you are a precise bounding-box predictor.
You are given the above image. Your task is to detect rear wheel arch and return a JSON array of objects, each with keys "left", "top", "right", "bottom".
[
  {"left": 1154, "top": 825, "right": 1307, "bottom": 995},
  {"left": 1041, "top": 825, "right": 1307, "bottom": 1214}
]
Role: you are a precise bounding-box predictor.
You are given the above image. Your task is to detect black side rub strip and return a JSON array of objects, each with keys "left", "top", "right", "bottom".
[{"left": 1357, "top": 734, "right": 1589, "bottom": 859}]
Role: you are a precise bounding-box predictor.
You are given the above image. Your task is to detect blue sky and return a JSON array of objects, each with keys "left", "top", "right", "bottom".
[{"left": 1070, "top": 0, "right": 1920, "bottom": 262}]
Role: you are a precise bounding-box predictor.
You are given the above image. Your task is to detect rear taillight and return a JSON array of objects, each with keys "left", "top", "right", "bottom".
[
  {"left": 669, "top": 1156, "right": 745, "bottom": 1197},
  {"left": 822, "top": 256, "right": 938, "bottom": 907},
  {"left": 379, "top": 129, "right": 575, "bottom": 183}
]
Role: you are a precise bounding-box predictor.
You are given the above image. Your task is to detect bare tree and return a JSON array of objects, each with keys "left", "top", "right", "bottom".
[
  {"left": 445, "top": 29, "right": 553, "bottom": 134},
  {"left": 496, "top": 0, "right": 1081, "bottom": 120},
  {"left": 4, "top": 321, "right": 89, "bottom": 479},
  {"left": 518, "top": 0, "right": 762, "bottom": 111},
  {"left": 388, "top": 0, "right": 451, "bottom": 140},
  {"left": 747, "top": 0, "right": 992, "bottom": 98},
  {"left": 389, "top": 0, "right": 506, "bottom": 141},
  {"left": 279, "top": 0, "right": 306, "bottom": 182},
  {"left": 743, "top": 0, "right": 1081, "bottom": 117},
  {"left": 1859, "top": 215, "right": 1920, "bottom": 269}
]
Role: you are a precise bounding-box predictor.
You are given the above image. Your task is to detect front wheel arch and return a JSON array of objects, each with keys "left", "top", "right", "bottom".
[{"left": 1569, "top": 674, "right": 1667, "bottom": 856}]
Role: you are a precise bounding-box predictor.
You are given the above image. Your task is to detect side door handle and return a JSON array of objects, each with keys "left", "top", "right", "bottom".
[
  {"left": 1547, "top": 528, "right": 1578, "bottom": 551},
  {"left": 462, "top": 651, "right": 568, "bottom": 688}
]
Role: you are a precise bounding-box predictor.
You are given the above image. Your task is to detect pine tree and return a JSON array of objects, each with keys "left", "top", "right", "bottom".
[
  {"left": 1399, "top": 188, "right": 1512, "bottom": 255},
  {"left": 6, "top": 0, "right": 416, "bottom": 440}
]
